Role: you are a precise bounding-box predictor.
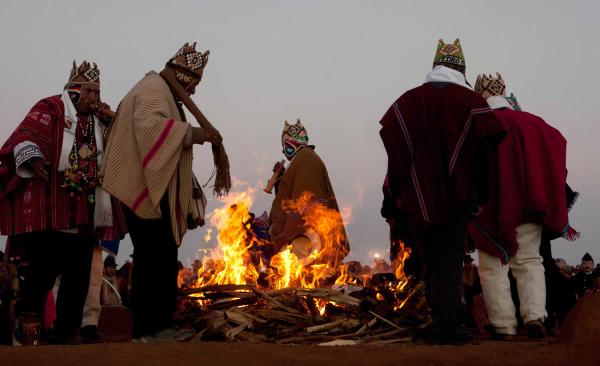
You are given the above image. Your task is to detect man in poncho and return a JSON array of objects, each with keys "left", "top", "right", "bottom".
[
  {"left": 0, "top": 61, "right": 125, "bottom": 343},
  {"left": 469, "top": 73, "right": 575, "bottom": 339},
  {"left": 269, "top": 119, "right": 349, "bottom": 267},
  {"left": 378, "top": 39, "right": 506, "bottom": 344},
  {"left": 100, "top": 42, "right": 230, "bottom": 340}
]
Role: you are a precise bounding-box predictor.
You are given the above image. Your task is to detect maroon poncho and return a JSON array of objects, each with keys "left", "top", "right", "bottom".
[
  {"left": 0, "top": 95, "right": 125, "bottom": 239},
  {"left": 469, "top": 108, "right": 570, "bottom": 262},
  {"left": 379, "top": 82, "right": 505, "bottom": 233}
]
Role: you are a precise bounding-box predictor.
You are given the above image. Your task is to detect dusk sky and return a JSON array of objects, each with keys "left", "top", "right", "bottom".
[{"left": 1, "top": 0, "right": 598, "bottom": 268}]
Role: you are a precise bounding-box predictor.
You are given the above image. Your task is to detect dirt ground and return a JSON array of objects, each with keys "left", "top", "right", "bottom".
[
  {"left": 2, "top": 293, "right": 598, "bottom": 366},
  {"left": 0, "top": 338, "right": 597, "bottom": 366}
]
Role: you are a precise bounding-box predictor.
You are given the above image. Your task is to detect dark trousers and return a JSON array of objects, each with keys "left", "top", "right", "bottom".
[
  {"left": 540, "top": 233, "right": 577, "bottom": 324},
  {"left": 16, "top": 231, "right": 94, "bottom": 338},
  {"left": 127, "top": 198, "right": 179, "bottom": 337},
  {"left": 418, "top": 221, "right": 466, "bottom": 329}
]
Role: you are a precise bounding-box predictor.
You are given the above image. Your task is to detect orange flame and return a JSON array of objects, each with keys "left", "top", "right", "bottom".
[
  {"left": 392, "top": 241, "right": 412, "bottom": 310},
  {"left": 195, "top": 189, "right": 350, "bottom": 290},
  {"left": 196, "top": 190, "right": 259, "bottom": 287}
]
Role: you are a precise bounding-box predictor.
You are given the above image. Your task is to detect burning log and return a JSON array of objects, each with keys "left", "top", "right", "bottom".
[
  {"left": 179, "top": 284, "right": 253, "bottom": 296},
  {"left": 176, "top": 282, "right": 428, "bottom": 345},
  {"left": 306, "top": 319, "right": 347, "bottom": 334},
  {"left": 173, "top": 189, "right": 430, "bottom": 344}
]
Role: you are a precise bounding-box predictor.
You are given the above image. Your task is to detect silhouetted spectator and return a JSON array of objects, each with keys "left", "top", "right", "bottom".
[{"left": 572, "top": 253, "right": 598, "bottom": 298}]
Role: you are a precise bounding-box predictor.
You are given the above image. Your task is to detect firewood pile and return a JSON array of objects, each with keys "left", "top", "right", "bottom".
[{"left": 175, "top": 274, "right": 430, "bottom": 345}]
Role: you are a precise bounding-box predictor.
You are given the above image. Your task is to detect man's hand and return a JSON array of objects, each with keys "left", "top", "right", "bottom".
[
  {"left": 94, "top": 102, "right": 115, "bottom": 122},
  {"left": 30, "top": 159, "right": 50, "bottom": 182},
  {"left": 273, "top": 161, "right": 285, "bottom": 174},
  {"left": 203, "top": 128, "right": 222, "bottom": 145}
]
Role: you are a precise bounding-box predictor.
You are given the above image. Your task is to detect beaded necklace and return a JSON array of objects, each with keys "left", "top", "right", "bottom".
[{"left": 63, "top": 114, "right": 98, "bottom": 203}]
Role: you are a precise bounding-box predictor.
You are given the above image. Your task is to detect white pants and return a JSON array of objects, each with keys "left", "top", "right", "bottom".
[
  {"left": 81, "top": 244, "right": 103, "bottom": 327},
  {"left": 478, "top": 223, "right": 546, "bottom": 335}
]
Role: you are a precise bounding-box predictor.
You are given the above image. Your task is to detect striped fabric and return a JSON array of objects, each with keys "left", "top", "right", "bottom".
[
  {"left": 100, "top": 71, "right": 202, "bottom": 245},
  {"left": 0, "top": 96, "right": 127, "bottom": 239},
  {"left": 379, "top": 82, "right": 506, "bottom": 229}
]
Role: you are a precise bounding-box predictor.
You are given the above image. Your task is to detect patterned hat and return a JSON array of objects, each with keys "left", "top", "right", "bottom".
[
  {"left": 65, "top": 60, "right": 100, "bottom": 89},
  {"left": 167, "top": 42, "right": 209, "bottom": 78},
  {"left": 475, "top": 73, "right": 506, "bottom": 97},
  {"left": 582, "top": 252, "right": 594, "bottom": 262},
  {"left": 505, "top": 92, "right": 522, "bottom": 111},
  {"left": 282, "top": 119, "right": 309, "bottom": 158},
  {"left": 433, "top": 39, "right": 466, "bottom": 69}
]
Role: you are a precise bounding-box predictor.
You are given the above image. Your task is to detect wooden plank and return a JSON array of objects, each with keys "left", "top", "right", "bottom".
[
  {"left": 252, "top": 287, "right": 303, "bottom": 315},
  {"left": 368, "top": 310, "right": 404, "bottom": 331},
  {"left": 228, "top": 307, "right": 268, "bottom": 323},
  {"left": 226, "top": 322, "right": 250, "bottom": 340},
  {"left": 208, "top": 296, "right": 258, "bottom": 310},
  {"left": 179, "top": 284, "right": 254, "bottom": 296},
  {"left": 306, "top": 319, "right": 346, "bottom": 334}
]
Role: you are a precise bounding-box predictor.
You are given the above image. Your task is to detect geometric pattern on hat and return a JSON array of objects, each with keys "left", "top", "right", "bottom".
[
  {"left": 67, "top": 60, "right": 100, "bottom": 86},
  {"left": 282, "top": 119, "right": 309, "bottom": 144},
  {"left": 475, "top": 72, "right": 506, "bottom": 97},
  {"left": 433, "top": 38, "right": 466, "bottom": 68},
  {"left": 168, "top": 42, "right": 210, "bottom": 77}
]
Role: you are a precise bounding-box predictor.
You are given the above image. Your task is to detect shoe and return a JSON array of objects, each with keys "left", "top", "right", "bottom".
[
  {"left": 80, "top": 325, "right": 103, "bottom": 343},
  {"left": 489, "top": 330, "right": 517, "bottom": 341},
  {"left": 526, "top": 319, "right": 547, "bottom": 339}
]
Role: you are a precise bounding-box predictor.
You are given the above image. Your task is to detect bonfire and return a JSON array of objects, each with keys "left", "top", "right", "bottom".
[{"left": 177, "top": 189, "right": 429, "bottom": 344}]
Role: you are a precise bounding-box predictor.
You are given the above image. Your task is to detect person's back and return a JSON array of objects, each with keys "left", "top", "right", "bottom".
[
  {"left": 388, "top": 82, "right": 501, "bottom": 225},
  {"left": 381, "top": 76, "right": 503, "bottom": 231},
  {"left": 379, "top": 38, "right": 505, "bottom": 345}
]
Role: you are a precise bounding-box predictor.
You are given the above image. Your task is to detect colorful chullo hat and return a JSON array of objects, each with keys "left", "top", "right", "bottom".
[
  {"left": 64, "top": 60, "right": 100, "bottom": 90},
  {"left": 167, "top": 42, "right": 209, "bottom": 83},
  {"left": 475, "top": 73, "right": 506, "bottom": 97},
  {"left": 282, "top": 119, "right": 309, "bottom": 158},
  {"left": 433, "top": 39, "right": 466, "bottom": 71},
  {"left": 505, "top": 92, "right": 522, "bottom": 111}
]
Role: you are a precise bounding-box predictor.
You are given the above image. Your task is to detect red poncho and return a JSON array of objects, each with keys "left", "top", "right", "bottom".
[
  {"left": 0, "top": 95, "right": 126, "bottom": 239},
  {"left": 469, "top": 108, "right": 570, "bottom": 262},
  {"left": 379, "top": 82, "right": 505, "bottom": 235}
]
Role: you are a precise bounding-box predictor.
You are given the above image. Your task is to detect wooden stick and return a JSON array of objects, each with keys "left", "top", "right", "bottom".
[
  {"left": 368, "top": 310, "right": 404, "bottom": 331},
  {"left": 226, "top": 322, "right": 250, "bottom": 340},
  {"left": 306, "top": 319, "right": 346, "bottom": 334},
  {"left": 264, "top": 160, "right": 285, "bottom": 194},
  {"left": 179, "top": 284, "right": 253, "bottom": 296},
  {"left": 208, "top": 296, "right": 258, "bottom": 310},
  {"left": 252, "top": 287, "right": 303, "bottom": 315}
]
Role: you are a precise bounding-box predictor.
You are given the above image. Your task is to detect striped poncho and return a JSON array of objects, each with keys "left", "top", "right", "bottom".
[{"left": 100, "top": 71, "right": 205, "bottom": 245}]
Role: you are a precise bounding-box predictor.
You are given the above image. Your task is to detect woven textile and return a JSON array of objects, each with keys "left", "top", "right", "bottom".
[
  {"left": 433, "top": 39, "right": 466, "bottom": 69},
  {"left": 168, "top": 42, "right": 209, "bottom": 77},
  {"left": 100, "top": 71, "right": 204, "bottom": 245},
  {"left": 281, "top": 119, "right": 309, "bottom": 158},
  {"left": 65, "top": 60, "right": 100, "bottom": 89},
  {"left": 475, "top": 73, "right": 506, "bottom": 97}
]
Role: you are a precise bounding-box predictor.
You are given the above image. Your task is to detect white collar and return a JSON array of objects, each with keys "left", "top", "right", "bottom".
[
  {"left": 486, "top": 95, "right": 513, "bottom": 110},
  {"left": 61, "top": 89, "right": 79, "bottom": 131},
  {"left": 425, "top": 65, "right": 472, "bottom": 90}
]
